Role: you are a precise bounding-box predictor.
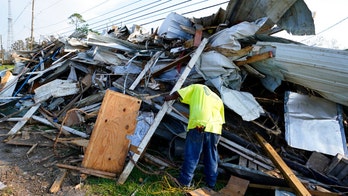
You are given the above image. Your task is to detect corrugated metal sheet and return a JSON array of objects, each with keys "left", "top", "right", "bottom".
[
  {"left": 251, "top": 42, "right": 348, "bottom": 106},
  {"left": 224, "top": 0, "right": 314, "bottom": 35}
]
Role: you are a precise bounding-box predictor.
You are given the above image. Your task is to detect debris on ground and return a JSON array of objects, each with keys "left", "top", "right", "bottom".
[{"left": 0, "top": 0, "right": 347, "bottom": 195}]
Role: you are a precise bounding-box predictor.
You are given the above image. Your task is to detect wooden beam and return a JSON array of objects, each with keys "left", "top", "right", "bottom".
[
  {"left": 234, "top": 51, "right": 273, "bottom": 66},
  {"left": 117, "top": 38, "right": 209, "bottom": 184},
  {"left": 49, "top": 169, "right": 67, "bottom": 193},
  {"left": 193, "top": 24, "right": 203, "bottom": 46},
  {"left": 255, "top": 133, "right": 311, "bottom": 196},
  {"left": 56, "top": 163, "right": 116, "bottom": 179}
]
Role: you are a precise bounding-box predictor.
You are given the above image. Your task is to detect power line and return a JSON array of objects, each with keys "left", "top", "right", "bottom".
[
  {"left": 35, "top": 0, "right": 61, "bottom": 17},
  {"left": 80, "top": 0, "right": 110, "bottom": 14},
  {"left": 34, "top": 0, "right": 229, "bottom": 38},
  {"left": 301, "top": 15, "right": 348, "bottom": 42},
  {"left": 57, "top": 0, "right": 165, "bottom": 35},
  {"left": 87, "top": 0, "right": 163, "bottom": 28},
  {"left": 14, "top": 1, "right": 31, "bottom": 24},
  {"left": 38, "top": 0, "right": 145, "bottom": 31},
  {"left": 92, "top": 0, "right": 228, "bottom": 32},
  {"left": 106, "top": 0, "right": 196, "bottom": 29},
  {"left": 138, "top": 0, "right": 228, "bottom": 26}
]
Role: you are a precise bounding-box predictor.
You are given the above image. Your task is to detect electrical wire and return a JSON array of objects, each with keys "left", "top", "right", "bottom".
[
  {"left": 114, "top": 0, "right": 208, "bottom": 27},
  {"left": 95, "top": 0, "right": 204, "bottom": 31},
  {"left": 87, "top": 0, "right": 164, "bottom": 29},
  {"left": 14, "top": 1, "right": 31, "bottom": 24},
  {"left": 60, "top": 0, "right": 228, "bottom": 36},
  {"left": 139, "top": 0, "right": 229, "bottom": 26},
  {"left": 37, "top": 0, "right": 144, "bottom": 31},
  {"left": 301, "top": 15, "right": 348, "bottom": 42},
  {"left": 56, "top": 0, "right": 167, "bottom": 36},
  {"left": 21, "top": 0, "right": 228, "bottom": 39},
  {"left": 35, "top": 0, "right": 62, "bottom": 17}
]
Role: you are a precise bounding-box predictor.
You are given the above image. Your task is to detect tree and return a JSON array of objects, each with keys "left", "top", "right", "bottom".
[
  {"left": 11, "top": 40, "right": 25, "bottom": 51},
  {"left": 68, "top": 13, "right": 99, "bottom": 38},
  {"left": 68, "top": 13, "right": 86, "bottom": 30}
]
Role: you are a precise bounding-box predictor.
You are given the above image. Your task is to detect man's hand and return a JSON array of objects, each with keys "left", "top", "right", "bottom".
[{"left": 164, "top": 92, "right": 180, "bottom": 101}]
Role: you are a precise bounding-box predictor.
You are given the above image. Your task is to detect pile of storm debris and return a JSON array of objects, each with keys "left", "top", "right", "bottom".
[{"left": 1, "top": 0, "right": 348, "bottom": 195}]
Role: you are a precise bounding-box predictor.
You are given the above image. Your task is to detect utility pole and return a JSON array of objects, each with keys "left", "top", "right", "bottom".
[
  {"left": 30, "top": 0, "right": 35, "bottom": 50},
  {"left": 0, "top": 35, "right": 3, "bottom": 64},
  {"left": 7, "top": 0, "right": 14, "bottom": 51}
]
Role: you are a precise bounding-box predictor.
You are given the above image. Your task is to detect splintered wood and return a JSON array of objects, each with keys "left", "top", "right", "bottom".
[{"left": 82, "top": 90, "right": 141, "bottom": 173}]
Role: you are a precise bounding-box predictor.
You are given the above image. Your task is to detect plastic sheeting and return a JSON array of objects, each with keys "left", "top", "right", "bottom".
[{"left": 284, "top": 91, "right": 347, "bottom": 156}]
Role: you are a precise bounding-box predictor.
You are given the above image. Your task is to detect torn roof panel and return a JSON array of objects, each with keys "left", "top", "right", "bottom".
[
  {"left": 251, "top": 42, "right": 348, "bottom": 107},
  {"left": 223, "top": 0, "right": 314, "bottom": 35},
  {"left": 284, "top": 91, "right": 347, "bottom": 156}
]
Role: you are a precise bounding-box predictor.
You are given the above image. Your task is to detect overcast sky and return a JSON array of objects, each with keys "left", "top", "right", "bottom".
[{"left": 1, "top": 0, "right": 348, "bottom": 49}]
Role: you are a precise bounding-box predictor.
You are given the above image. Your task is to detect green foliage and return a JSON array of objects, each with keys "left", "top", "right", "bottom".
[
  {"left": 68, "top": 13, "right": 86, "bottom": 30},
  {"left": 84, "top": 167, "right": 189, "bottom": 196}
]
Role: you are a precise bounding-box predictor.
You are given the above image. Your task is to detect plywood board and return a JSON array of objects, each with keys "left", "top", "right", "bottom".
[
  {"left": 219, "top": 175, "right": 249, "bottom": 196},
  {"left": 82, "top": 90, "right": 141, "bottom": 173}
]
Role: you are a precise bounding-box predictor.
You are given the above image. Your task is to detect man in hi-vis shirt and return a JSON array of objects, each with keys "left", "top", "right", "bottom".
[{"left": 164, "top": 84, "right": 225, "bottom": 189}]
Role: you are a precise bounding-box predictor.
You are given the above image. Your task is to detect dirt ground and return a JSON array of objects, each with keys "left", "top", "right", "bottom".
[{"left": 0, "top": 122, "right": 87, "bottom": 196}]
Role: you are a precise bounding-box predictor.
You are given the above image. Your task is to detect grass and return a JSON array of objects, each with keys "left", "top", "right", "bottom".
[
  {"left": 83, "top": 165, "right": 227, "bottom": 196},
  {"left": 84, "top": 167, "right": 186, "bottom": 196}
]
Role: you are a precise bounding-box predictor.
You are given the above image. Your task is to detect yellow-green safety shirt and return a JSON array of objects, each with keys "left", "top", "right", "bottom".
[{"left": 178, "top": 84, "right": 225, "bottom": 135}]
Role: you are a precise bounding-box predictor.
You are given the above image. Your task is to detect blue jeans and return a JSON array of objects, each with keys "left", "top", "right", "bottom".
[{"left": 178, "top": 128, "right": 220, "bottom": 187}]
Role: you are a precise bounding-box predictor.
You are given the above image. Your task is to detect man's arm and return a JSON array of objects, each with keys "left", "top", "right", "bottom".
[{"left": 164, "top": 91, "right": 180, "bottom": 101}]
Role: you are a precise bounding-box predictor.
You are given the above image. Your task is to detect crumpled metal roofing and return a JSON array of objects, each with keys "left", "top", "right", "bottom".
[
  {"left": 251, "top": 42, "right": 348, "bottom": 107},
  {"left": 224, "top": 0, "right": 315, "bottom": 35}
]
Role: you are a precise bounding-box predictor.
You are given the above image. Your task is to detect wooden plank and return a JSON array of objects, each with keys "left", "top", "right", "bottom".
[
  {"left": 248, "top": 161, "right": 257, "bottom": 170},
  {"left": 49, "top": 169, "right": 67, "bottom": 193},
  {"left": 249, "top": 183, "right": 342, "bottom": 196},
  {"left": 193, "top": 24, "right": 203, "bottom": 46},
  {"left": 219, "top": 175, "right": 249, "bottom": 196},
  {"left": 234, "top": 51, "right": 273, "bottom": 66},
  {"left": 56, "top": 163, "right": 116, "bottom": 179},
  {"left": 188, "top": 187, "right": 217, "bottom": 196},
  {"left": 238, "top": 156, "right": 248, "bottom": 167},
  {"left": 255, "top": 133, "right": 311, "bottom": 196},
  {"left": 117, "top": 38, "right": 209, "bottom": 184},
  {"left": 129, "top": 51, "right": 162, "bottom": 90},
  {"left": 82, "top": 90, "right": 141, "bottom": 173},
  {"left": 7, "top": 103, "right": 41, "bottom": 135},
  {"left": 306, "top": 151, "right": 330, "bottom": 173},
  {"left": 325, "top": 153, "right": 348, "bottom": 182}
]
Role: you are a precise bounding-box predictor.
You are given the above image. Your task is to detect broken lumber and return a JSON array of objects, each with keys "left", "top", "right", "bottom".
[
  {"left": 56, "top": 163, "right": 116, "bottom": 179},
  {"left": 255, "top": 133, "right": 311, "bottom": 196},
  {"left": 49, "top": 169, "right": 67, "bottom": 193},
  {"left": 234, "top": 51, "right": 273, "bottom": 66}
]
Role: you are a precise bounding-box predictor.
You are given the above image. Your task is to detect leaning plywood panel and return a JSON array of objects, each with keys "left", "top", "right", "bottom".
[{"left": 82, "top": 90, "right": 141, "bottom": 173}]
